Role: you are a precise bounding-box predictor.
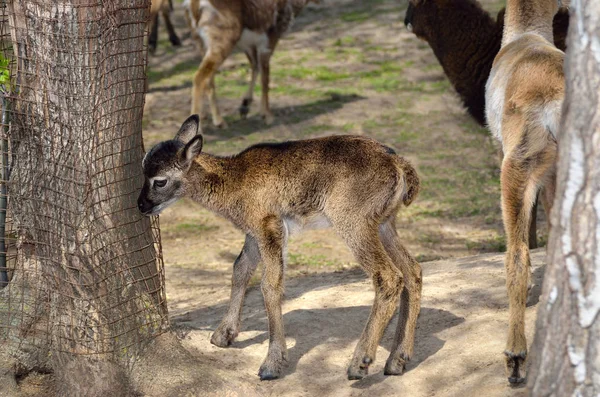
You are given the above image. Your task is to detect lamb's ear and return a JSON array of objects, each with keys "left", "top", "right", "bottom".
[
  {"left": 181, "top": 135, "right": 203, "bottom": 165},
  {"left": 175, "top": 115, "right": 200, "bottom": 144}
]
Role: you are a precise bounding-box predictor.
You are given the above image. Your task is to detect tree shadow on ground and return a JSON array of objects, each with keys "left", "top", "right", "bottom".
[{"left": 203, "top": 92, "right": 366, "bottom": 140}]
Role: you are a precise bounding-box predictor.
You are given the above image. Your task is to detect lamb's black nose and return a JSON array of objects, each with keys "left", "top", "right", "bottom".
[{"left": 137, "top": 195, "right": 153, "bottom": 215}]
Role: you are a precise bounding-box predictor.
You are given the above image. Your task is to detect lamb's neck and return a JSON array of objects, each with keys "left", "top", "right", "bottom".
[
  {"left": 503, "top": 0, "right": 555, "bottom": 46},
  {"left": 187, "top": 153, "right": 238, "bottom": 218}
]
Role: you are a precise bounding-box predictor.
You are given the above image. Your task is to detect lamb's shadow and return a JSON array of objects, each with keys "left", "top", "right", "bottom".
[{"left": 175, "top": 301, "right": 463, "bottom": 381}]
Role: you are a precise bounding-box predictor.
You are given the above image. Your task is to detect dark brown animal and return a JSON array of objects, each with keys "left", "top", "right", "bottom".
[
  {"left": 485, "top": 0, "right": 564, "bottom": 384},
  {"left": 184, "top": 0, "right": 319, "bottom": 128},
  {"left": 149, "top": 0, "right": 181, "bottom": 55},
  {"left": 138, "top": 115, "right": 422, "bottom": 380},
  {"left": 404, "top": 0, "right": 569, "bottom": 126}
]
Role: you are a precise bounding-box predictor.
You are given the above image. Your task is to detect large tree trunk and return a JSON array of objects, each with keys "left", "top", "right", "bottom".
[
  {"left": 528, "top": 1, "right": 600, "bottom": 396},
  {"left": 0, "top": 1, "right": 170, "bottom": 394}
]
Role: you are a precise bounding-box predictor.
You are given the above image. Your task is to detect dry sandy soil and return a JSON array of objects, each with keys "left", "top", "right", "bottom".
[{"left": 167, "top": 250, "right": 545, "bottom": 397}]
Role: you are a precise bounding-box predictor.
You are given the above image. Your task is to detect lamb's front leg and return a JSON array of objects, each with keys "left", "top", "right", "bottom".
[
  {"left": 211, "top": 235, "right": 260, "bottom": 347},
  {"left": 256, "top": 216, "right": 287, "bottom": 380}
]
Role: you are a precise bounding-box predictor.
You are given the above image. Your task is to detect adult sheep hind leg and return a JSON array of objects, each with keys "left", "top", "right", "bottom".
[{"left": 500, "top": 120, "right": 557, "bottom": 384}]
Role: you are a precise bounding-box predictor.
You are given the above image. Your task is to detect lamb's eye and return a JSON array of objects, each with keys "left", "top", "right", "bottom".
[{"left": 154, "top": 179, "right": 167, "bottom": 188}]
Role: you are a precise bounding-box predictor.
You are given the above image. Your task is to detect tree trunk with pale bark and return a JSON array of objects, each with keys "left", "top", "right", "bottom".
[{"left": 528, "top": 1, "right": 600, "bottom": 395}]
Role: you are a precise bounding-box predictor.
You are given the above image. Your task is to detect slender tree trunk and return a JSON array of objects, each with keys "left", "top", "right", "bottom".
[{"left": 528, "top": 1, "right": 600, "bottom": 395}]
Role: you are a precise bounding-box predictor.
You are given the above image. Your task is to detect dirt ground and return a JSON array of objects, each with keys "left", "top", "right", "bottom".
[{"left": 168, "top": 249, "right": 545, "bottom": 397}]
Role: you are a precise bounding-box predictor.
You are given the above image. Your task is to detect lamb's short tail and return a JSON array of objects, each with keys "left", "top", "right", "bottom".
[{"left": 398, "top": 158, "right": 420, "bottom": 206}]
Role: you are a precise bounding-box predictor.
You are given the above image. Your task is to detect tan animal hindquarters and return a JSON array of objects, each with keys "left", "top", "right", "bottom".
[
  {"left": 138, "top": 115, "right": 422, "bottom": 380},
  {"left": 485, "top": 0, "right": 564, "bottom": 385},
  {"left": 404, "top": 0, "right": 570, "bottom": 250},
  {"left": 149, "top": 0, "right": 181, "bottom": 55},
  {"left": 184, "top": 0, "right": 318, "bottom": 128}
]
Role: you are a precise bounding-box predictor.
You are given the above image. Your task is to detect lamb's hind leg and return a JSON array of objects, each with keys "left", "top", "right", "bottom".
[
  {"left": 379, "top": 218, "right": 422, "bottom": 376},
  {"left": 211, "top": 235, "right": 261, "bottom": 347},
  {"left": 339, "top": 223, "right": 403, "bottom": 380}
]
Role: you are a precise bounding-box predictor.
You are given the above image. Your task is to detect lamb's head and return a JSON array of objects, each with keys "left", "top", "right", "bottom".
[{"left": 137, "top": 115, "right": 204, "bottom": 216}]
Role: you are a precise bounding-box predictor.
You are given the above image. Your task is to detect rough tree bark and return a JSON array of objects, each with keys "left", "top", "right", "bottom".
[
  {"left": 528, "top": 1, "right": 600, "bottom": 395},
  {"left": 0, "top": 1, "right": 169, "bottom": 395}
]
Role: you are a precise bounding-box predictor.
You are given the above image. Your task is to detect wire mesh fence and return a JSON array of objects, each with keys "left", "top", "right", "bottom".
[{"left": 0, "top": 0, "right": 168, "bottom": 369}]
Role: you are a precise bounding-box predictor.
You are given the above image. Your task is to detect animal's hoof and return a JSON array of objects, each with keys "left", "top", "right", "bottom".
[
  {"left": 258, "top": 358, "right": 285, "bottom": 381},
  {"left": 262, "top": 113, "right": 274, "bottom": 125},
  {"left": 384, "top": 356, "right": 407, "bottom": 376},
  {"left": 505, "top": 350, "right": 527, "bottom": 385},
  {"left": 258, "top": 368, "right": 280, "bottom": 381},
  {"left": 214, "top": 119, "right": 229, "bottom": 129},
  {"left": 239, "top": 98, "right": 251, "bottom": 120},
  {"left": 210, "top": 326, "right": 237, "bottom": 348},
  {"left": 347, "top": 357, "right": 371, "bottom": 380},
  {"left": 508, "top": 376, "right": 526, "bottom": 385},
  {"left": 170, "top": 35, "right": 182, "bottom": 47}
]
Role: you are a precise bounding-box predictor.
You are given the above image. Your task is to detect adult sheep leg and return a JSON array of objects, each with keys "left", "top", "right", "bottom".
[
  {"left": 256, "top": 216, "right": 288, "bottom": 380},
  {"left": 191, "top": 46, "right": 232, "bottom": 127},
  {"left": 258, "top": 51, "right": 274, "bottom": 125},
  {"left": 239, "top": 48, "right": 259, "bottom": 120},
  {"left": 148, "top": 12, "right": 159, "bottom": 55},
  {"left": 500, "top": 133, "right": 556, "bottom": 384},
  {"left": 211, "top": 235, "right": 261, "bottom": 347},
  {"left": 162, "top": 7, "right": 181, "bottom": 47}
]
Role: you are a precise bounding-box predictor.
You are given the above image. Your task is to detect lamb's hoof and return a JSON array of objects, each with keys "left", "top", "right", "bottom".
[
  {"left": 505, "top": 350, "right": 527, "bottom": 385},
  {"left": 258, "top": 368, "right": 280, "bottom": 381},
  {"left": 384, "top": 355, "right": 407, "bottom": 376},
  {"left": 347, "top": 357, "right": 371, "bottom": 380},
  {"left": 210, "top": 325, "right": 237, "bottom": 348},
  {"left": 258, "top": 355, "right": 285, "bottom": 381}
]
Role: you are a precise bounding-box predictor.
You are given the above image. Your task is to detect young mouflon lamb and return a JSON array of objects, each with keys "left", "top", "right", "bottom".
[
  {"left": 138, "top": 115, "right": 422, "bottom": 380},
  {"left": 184, "top": 0, "right": 319, "bottom": 128}
]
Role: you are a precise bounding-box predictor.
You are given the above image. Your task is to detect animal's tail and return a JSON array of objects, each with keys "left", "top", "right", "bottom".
[{"left": 398, "top": 157, "right": 420, "bottom": 206}]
